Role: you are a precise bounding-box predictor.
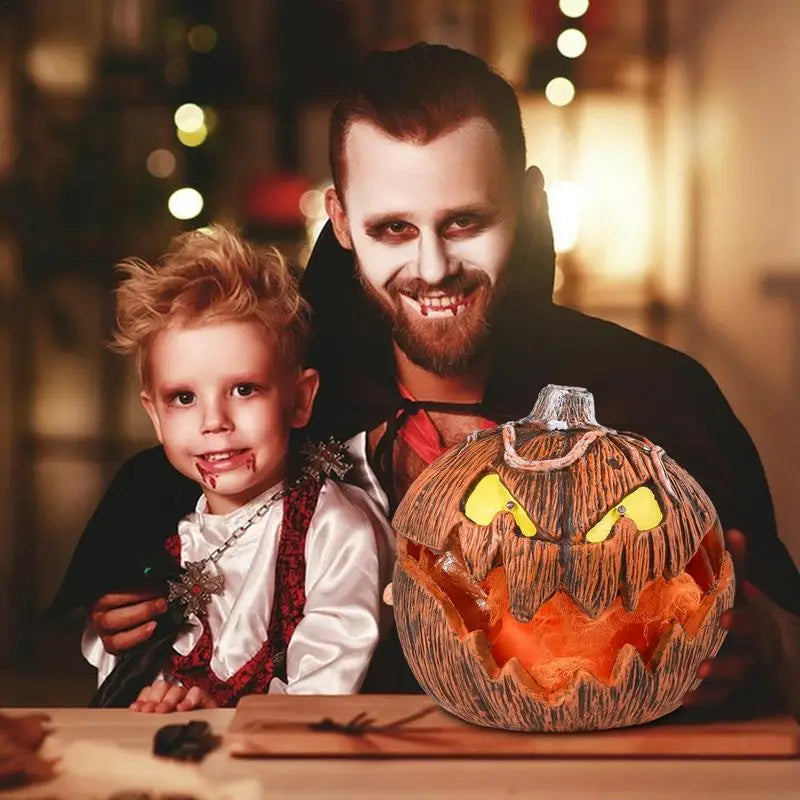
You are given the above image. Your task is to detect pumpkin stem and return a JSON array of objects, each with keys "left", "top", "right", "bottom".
[{"left": 525, "top": 385, "right": 600, "bottom": 429}]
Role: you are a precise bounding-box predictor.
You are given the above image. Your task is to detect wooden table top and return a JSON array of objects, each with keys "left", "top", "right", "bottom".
[{"left": 4, "top": 701, "right": 800, "bottom": 799}]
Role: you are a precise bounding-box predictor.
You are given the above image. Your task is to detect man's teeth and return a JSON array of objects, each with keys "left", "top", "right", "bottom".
[
  {"left": 423, "top": 295, "right": 459, "bottom": 307},
  {"left": 416, "top": 294, "right": 469, "bottom": 317}
]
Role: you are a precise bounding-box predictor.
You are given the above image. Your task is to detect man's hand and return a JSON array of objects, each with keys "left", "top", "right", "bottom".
[
  {"left": 682, "top": 529, "right": 759, "bottom": 707},
  {"left": 130, "top": 679, "right": 217, "bottom": 713},
  {"left": 741, "top": 580, "right": 800, "bottom": 721},
  {"left": 89, "top": 590, "right": 168, "bottom": 655},
  {"left": 523, "top": 165, "right": 551, "bottom": 228},
  {"left": 520, "top": 165, "right": 556, "bottom": 284}
]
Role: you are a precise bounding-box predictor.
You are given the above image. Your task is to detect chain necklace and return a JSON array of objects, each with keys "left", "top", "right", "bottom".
[
  {"left": 167, "top": 437, "right": 351, "bottom": 620},
  {"left": 167, "top": 482, "right": 292, "bottom": 618}
]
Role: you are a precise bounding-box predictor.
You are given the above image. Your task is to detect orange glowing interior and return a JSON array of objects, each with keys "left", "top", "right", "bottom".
[
  {"left": 402, "top": 528, "right": 724, "bottom": 693},
  {"left": 483, "top": 569, "right": 702, "bottom": 693}
]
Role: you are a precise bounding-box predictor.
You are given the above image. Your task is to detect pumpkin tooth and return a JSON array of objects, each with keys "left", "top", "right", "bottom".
[
  {"left": 611, "top": 642, "right": 646, "bottom": 680},
  {"left": 684, "top": 543, "right": 715, "bottom": 593},
  {"left": 465, "top": 629, "right": 500, "bottom": 678},
  {"left": 617, "top": 580, "right": 642, "bottom": 614},
  {"left": 500, "top": 656, "right": 551, "bottom": 694},
  {"left": 459, "top": 516, "right": 505, "bottom": 580},
  {"left": 564, "top": 534, "right": 624, "bottom": 618},
  {"left": 572, "top": 666, "right": 608, "bottom": 696},
  {"left": 681, "top": 554, "right": 734, "bottom": 638},
  {"left": 649, "top": 562, "right": 733, "bottom": 672},
  {"left": 647, "top": 621, "right": 688, "bottom": 670},
  {"left": 500, "top": 533, "right": 560, "bottom": 622},
  {"left": 617, "top": 523, "right": 652, "bottom": 612},
  {"left": 703, "top": 520, "right": 726, "bottom": 573}
]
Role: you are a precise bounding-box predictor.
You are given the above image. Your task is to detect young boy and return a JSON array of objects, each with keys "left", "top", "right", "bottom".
[{"left": 81, "top": 225, "right": 393, "bottom": 712}]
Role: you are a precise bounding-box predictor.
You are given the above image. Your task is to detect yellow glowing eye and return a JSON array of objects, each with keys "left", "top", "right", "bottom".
[
  {"left": 585, "top": 486, "right": 663, "bottom": 543},
  {"left": 463, "top": 473, "right": 537, "bottom": 538}
]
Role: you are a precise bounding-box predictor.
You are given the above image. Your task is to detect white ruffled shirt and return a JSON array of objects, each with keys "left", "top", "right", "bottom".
[{"left": 83, "top": 436, "right": 394, "bottom": 695}]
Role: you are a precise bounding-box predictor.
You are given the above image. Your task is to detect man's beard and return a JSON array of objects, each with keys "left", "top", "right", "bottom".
[{"left": 357, "top": 260, "right": 500, "bottom": 377}]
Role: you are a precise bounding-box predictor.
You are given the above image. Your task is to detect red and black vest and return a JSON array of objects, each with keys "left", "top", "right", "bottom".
[{"left": 163, "top": 477, "right": 323, "bottom": 707}]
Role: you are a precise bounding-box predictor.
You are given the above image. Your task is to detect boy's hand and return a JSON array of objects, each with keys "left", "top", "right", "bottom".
[
  {"left": 90, "top": 590, "right": 168, "bottom": 654},
  {"left": 130, "top": 679, "right": 217, "bottom": 713}
]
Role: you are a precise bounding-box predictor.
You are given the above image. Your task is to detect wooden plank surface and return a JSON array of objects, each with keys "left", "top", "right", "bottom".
[
  {"left": 3, "top": 707, "right": 800, "bottom": 799},
  {"left": 226, "top": 694, "right": 800, "bottom": 758}
]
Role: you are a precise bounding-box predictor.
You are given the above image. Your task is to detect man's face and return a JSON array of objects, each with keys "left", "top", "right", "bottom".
[
  {"left": 141, "top": 319, "right": 318, "bottom": 515},
  {"left": 329, "top": 118, "right": 520, "bottom": 376}
]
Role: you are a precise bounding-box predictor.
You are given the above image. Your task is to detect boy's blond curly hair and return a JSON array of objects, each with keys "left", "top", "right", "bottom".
[{"left": 111, "top": 225, "right": 310, "bottom": 385}]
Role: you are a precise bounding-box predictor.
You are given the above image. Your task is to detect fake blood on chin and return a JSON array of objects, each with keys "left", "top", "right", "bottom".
[{"left": 195, "top": 450, "right": 255, "bottom": 489}]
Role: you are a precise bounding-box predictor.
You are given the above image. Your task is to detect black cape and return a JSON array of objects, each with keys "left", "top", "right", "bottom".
[{"left": 51, "top": 220, "right": 800, "bottom": 699}]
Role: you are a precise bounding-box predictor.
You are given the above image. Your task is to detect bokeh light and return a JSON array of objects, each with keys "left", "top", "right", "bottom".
[
  {"left": 26, "top": 42, "right": 92, "bottom": 94},
  {"left": 559, "top": 0, "right": 590, "bottom": 18},
  {"left": 545, "top": 77, "right": 576, "bottom": 107},
  {"left": 188, "top": 24, "right": 218, "bottom": 53},
  {"left": 168, "top": 187, "right": 204, "bottom": 220},
  {"left": 203, "top": 107, "right": 219, "bottom": 134},
  {"left": 299, "top": 189, "right": 325, "bottom": 219},
  {"left": 557, "top": 28, "right": 588, "bottom": 59},
  {"left": 174, "top": 103, "right": 205, "bottom": 133},
  {"left": 177, "top": 124, "right": 208, "bottom": 147},
  {"left": 300, "top": 183, "right": 333, "bottom": 255},
  {"left": 146, "top": 149, "right": 176, "bottom": 178}
]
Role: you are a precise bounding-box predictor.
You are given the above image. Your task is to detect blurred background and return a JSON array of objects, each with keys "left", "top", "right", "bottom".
[{"left": 0, "top": 0, "right": 798, "bottom": 705}]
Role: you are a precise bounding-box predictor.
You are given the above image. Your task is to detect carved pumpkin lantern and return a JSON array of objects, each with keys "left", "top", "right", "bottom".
[{"left": 392, "top": 384, "right": 735, "bottom": 731}]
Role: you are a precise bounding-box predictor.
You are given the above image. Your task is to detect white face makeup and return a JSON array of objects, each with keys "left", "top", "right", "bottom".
[
  {"left": 329, "top": 117, "right": 520, "bottom": 375},
  {"left": 141, "top": 320, "right": 318, "bottom": 515}
]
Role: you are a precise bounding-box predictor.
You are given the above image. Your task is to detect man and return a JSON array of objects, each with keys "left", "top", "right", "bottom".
[{"left": 53, "top": 44, "right": 800, "bottom": 711}]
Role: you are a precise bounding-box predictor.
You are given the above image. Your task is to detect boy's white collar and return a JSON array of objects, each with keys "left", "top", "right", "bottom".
[{"left": 194, "top": 479, "right": 287, "bottom": 527}]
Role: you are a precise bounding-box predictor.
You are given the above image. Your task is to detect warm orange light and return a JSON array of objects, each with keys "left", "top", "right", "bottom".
[
  {"left": 548, "top": 181, "right": 583, "bottom": 253},
  {"left": 484, "top": 568, "right": 703, "bottom": 694}
]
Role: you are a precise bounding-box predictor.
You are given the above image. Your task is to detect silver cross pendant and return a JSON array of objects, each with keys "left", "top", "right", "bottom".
[{"left": 167, "top": 561, "right": 225, "bottom": 618}]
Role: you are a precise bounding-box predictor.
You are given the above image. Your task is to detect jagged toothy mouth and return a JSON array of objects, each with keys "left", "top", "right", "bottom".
[{"left": 397, "top": 527, "right": 732, "bottom": 694}]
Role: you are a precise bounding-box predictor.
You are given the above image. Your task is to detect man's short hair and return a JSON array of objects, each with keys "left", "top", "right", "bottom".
[
  {"left": 111, "top": 225, "right": 310, "bottom": 385},
  {"left": 329, "top": 42, "right": 527, "bottom": 195}
]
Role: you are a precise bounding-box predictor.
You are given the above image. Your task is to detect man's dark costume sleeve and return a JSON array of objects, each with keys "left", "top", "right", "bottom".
[
  {"left": 48, "top": 447, "right": 198, "bottom": 706},
  {"left": 50, "top": 447, "right": 197, "bottom": 615}
]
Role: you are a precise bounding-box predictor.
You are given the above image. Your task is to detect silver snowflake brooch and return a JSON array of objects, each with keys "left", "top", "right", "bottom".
[
  {"left": 167, "top": 561, "right": 225, "bottom": 618},
  {"left": 299, "top": 437, "right": 352, "bottom": 482}
]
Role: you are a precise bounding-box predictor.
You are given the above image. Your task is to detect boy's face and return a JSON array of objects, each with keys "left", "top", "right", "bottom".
[
  {"left": 326, "top": 117, "right": 520, "bottom": 375},
  {"left": 141, "top": 319, "right": 318, "bottom": 515}
]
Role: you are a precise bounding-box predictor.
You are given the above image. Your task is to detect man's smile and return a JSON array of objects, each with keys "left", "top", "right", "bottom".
[{"left": 399, "top": 288, "right": 478, "bottom": 317}]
